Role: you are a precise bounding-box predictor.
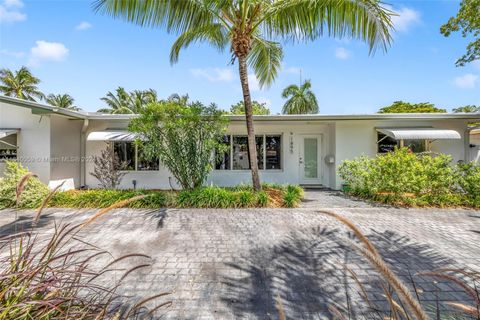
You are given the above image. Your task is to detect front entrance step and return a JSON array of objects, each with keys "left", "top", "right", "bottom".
[{"left": 300, "top": 184, "right": 329, "bottom": 190}]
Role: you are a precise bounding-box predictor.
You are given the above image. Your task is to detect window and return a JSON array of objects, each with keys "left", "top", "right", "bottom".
[
  {"left": 215, "top": 135, "right": 230, "bottom": 170},
  {"left": 113, "top": 141, "right": 159, "bottom": 171},
  {"left": 0, "top": 133, "right": 18, "bottom": 160},
  {"left": 377, "top": 133, "right": 427, "bottom": 154},
  {"left": 216, "top": 134, "right": 281, "bottom": 170}
]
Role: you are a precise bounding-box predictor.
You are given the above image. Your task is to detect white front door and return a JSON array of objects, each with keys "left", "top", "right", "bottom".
[{"left": 299, "top": 135, "right": 322, "bottom": 185}]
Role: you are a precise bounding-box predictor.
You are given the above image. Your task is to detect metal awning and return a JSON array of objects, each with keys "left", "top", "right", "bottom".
[
  {"left": 0, "top": 129, "right": 19, "bottom": 139},
  {"left": 87, "top": 131, "right": 140, "bottom": 141},
  {"left": 377, "top": 128, "right": 461, "bottom": 140}
]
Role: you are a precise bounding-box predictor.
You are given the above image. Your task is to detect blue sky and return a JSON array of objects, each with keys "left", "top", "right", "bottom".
[{"left": 0, "top": 0, "right": 479, "bottom": 114}]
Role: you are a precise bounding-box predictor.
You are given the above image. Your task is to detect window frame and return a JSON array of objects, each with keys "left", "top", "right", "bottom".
[
  {"left": 0, "top": 133, "right": 18, "bottom": 161},
  {"left": 214, "top": 133, "right": 283, "bottom": 171},
  {"left": 376, "top": 132, "right": 429, "bottom": 154},
  {"left": 112, "top": 141, "right": 160, "bottom": 172}
]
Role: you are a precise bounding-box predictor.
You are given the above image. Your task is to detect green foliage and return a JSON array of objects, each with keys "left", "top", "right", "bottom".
[
  {"left": 46, "top": 93, "right": 80, "bottom": 110},
  {"left": 0, "top": 161, "right": 49, "bottom": 209},
  {"left": 378, "top": 101, "right": 446, "bottom": 113},
  {"left": 129, "top": 100, "right": 228, "bottom": 189},
  {"left": 339, "top": 148, "right": 480, "bottom": 207},
  {"left": 0, "top": 66, "right": 45, "bottom": 101},
  {"left": 281, "top": 80, "right": 319, "bottom": 114},
  {"left": 50, "top": 189, "right": 173, "bottom": 208},
  {"left": 453, "top": 105, "right": 480, "bottom": 113},
  {"left": 440, "top": 0, "right": 480, "bottom": 66},
  {"left": 97, "top": 87, "right": 157, "bottom": 114},
  {"left": 283, "top": 185, "right": 305, "bottom": 208},
  {"left": 230, "top": 100, "right": 270, "bottom": 115}
]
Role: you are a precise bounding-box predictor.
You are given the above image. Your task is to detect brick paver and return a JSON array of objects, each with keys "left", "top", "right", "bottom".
[{"left": 1, "top": 191, "right": 479, "bottom": 319}]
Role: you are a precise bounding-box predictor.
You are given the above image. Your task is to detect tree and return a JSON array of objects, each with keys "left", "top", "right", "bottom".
[
  {"left": 95, "top": 0, "right": 393, "bottom": 191},
  {"left": 453, "top": 105, "right": 480, "bottom": 113},
  {"left": 129, "top": 101, "right": 228, "bottom": 189},
  {"left": 440, "top": 0, "right": 480, "bottom": 66},
  {"left": 378, "top": 101, "right": 447, "bottom": 113},
  {"left": 230, "top": 100, "right": 270, "bottom": 115},
  {"left": 281, "top": 80, "right": 319, "bottom": 114},
  {"left": 0, "top": 67, "right": 45, "bottom": 101},
  {"left": 97, "top": 87, "right": 157, "bottom": 114},
  {"left": 46, "top": 93, "right": 80, "bottom": 111},
  {"left": 90, "top": 143, "right": 127, "bottom": 189}
]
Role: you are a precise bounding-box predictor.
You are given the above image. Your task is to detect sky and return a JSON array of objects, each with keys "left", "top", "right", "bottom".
[{"left": 0, "top": 0, "right": 479, "bottom": 114}]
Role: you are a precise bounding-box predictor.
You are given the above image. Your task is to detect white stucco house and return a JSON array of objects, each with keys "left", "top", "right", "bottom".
[{"left": 1, "top": 95, "right": 479, "bottom": 190}]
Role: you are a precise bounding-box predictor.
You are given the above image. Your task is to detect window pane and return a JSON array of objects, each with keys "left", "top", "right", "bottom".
[
  {"left": 137, "top": 144, "right": 159, "bottom": 171},
  {"left": 0, "top": 134, "right": 17, "bottom": 160},
  {"left": 304, "top": 138, "right": 318, "bottom": 178},
  {"left": 377, "top": 133, "right": 397, "bottom": 153},
  {"left": 113, "top": 142, "right": 135, "bottom": 170},
  {"left": 232, "top": 136, "right": 264, "bottom": 170},
  {"left": 265, "top": 135, "right": 281, "bottom": 169},
  {"left": 404, "top": 140, "right": 426, "bottom": 153},
  {"left": 215, "top": 135, "right": 231, "bottom": 170}
]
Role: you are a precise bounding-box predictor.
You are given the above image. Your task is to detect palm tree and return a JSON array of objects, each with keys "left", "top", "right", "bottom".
[
  {"left": 98, "top": 87, "right": 157, "bottom": 114},
  {"left": 453, "top": 105, "right": 480, "bottom": 113},
  {"left": 282, "top": 80, "right": 318, "bottom": 114},
  {"left": 46, "top": 93, "right": 80, "bottom": 111},
  {"left": 0, "top": 66, "right": 45, "bottom": 101},
  {"left": 95, "top": 0, "right": 393, "bottom": 191}
]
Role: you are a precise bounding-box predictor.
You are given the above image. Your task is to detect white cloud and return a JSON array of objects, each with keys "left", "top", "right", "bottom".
[
  {"left": 0, "top": 0, "right": 26, "bottom": 23},
  {"left": 335, "top": 47, "right": 352, "bottom": 60},
  {"left": 190, "top": 67, "right": 234, "bottom": 83},
  {"left": 0, "top": 49, "right": 24, "bottom": 58},
  {"left": 453, "top": 73, "right": 478, "bottom": 89},
  {"left": 388, "top": 6, "right": 421, "bottom": 33},
  {"left": 75, "top": 21, "right": 92, "bottom": 31},
  {"left": 28, "top": 40, "right": 69, "bottom": 66}
]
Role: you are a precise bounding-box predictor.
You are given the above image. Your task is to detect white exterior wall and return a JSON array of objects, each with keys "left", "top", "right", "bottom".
[
  {"left": 85, "top": 119, "right": 336, "bottom": 189},
  {"left": 334, "top": 119, "right": 471, "bottom": 189},
  {"left": 50, "top": 116, "right": 83, "bottom": 187},
  {"left": 0, "top": 101, "right": 51, "bottom": 183}
]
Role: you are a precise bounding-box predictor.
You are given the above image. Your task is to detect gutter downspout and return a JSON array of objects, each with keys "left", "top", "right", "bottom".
[{"left": 80, "top": 119, "right": 89, "bottom": 188}]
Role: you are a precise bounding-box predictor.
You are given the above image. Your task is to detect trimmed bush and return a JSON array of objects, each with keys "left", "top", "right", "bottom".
[
  {"left": 339, "top": 148, "right": 480, "bottom": 207},
  {"left": 0, "top": 161, "right": 49, "bottom": 209}
]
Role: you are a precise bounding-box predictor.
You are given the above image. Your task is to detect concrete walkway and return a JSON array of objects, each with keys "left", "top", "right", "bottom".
[{"left": 1, "top": 191, "right": 479, "bottom": 319}]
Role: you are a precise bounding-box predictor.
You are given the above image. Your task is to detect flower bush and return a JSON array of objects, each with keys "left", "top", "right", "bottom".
[{"left": 339, "top": 148, "right": 479, "bottom": 207}]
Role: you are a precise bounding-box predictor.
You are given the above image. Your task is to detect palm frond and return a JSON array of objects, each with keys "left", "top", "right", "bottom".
[{"left": 248, "top": 37, "right": 283, "bottom": 88}]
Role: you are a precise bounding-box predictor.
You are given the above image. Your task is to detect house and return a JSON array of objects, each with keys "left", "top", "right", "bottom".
[{"left": 1, "top": 95, "right": 479, "bottom": 190}]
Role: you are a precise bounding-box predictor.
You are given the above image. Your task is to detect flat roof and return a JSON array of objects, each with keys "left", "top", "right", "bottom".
[{"left": 2, "top": 95, "right": 480, "bottom": 121}]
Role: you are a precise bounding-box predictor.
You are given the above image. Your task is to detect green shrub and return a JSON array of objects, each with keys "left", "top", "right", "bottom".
[
  {"left": 283, "top": 185, "right": 304, "bottom": 208},
  {"left": 0, "top": 161, "right": 49, "bottom": 209},
  {"left": 256, "top": 191, "right": 269, "bottom": 207},
  {"left": 339, "top": 148, "right": 479, "bottom": 207}
]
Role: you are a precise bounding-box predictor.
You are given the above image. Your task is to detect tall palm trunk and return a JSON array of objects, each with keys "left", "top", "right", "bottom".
[{"left": 238, "top": 55, "right": 261, "bottom": 191}]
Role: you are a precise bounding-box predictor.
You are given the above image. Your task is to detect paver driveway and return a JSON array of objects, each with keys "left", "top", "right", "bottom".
[{"left": 1, "top": 190, "right": 479, "bottom": 319}]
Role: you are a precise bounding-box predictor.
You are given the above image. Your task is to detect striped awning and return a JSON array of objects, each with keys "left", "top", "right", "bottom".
[
  {"left": 87, "top": 131, "right": 140, "bottom": 141},
  {"left": 378, "top": 128, "right": 461, "bottom": 140}
]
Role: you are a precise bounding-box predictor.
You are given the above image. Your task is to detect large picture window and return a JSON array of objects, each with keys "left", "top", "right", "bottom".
[
  {"left": 377, "top": 133, "right": 427, "bottom": 154},
  {"left": 215, "top": 134, "right": 281, "bottom": 170},
  {"left": 0, "top": 133, "right": 18, "bottom": 160},
  {"left": 113, "top": 141, "right": 159, "bottom": 171}
]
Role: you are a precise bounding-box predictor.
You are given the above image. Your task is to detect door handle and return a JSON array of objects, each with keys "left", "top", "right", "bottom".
[{"left": 299, "top": 157, "right": 303, "bottom": 164}]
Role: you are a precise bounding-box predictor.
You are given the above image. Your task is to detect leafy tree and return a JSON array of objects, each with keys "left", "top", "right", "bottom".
[
  {"left": 95, "top": 0, "right": 394, "bottom": 191},
  {"left": 129, "top": 100, "right": 228, "bottom": 189},
  {"left": 97, "top": 87, "right": 157, "bottom": 114},
  {"left": 453, "top": 105, "right": 480, "bottom": 113},
  {"left": 230, "top": 100, "right": 270, "bottom": 115},
  {"left": 440, "top": 0, "right": 480, "bottom": 66},
  {"left": 281, "top": 80, "right": 318, "bottom": 114},
  {"left": 167, "top": 93, "right": 189, "bottom": 105},
  {"left": 378, "top": 101, "right": 447, "bottom": 113},
  {"left": 46, "top": 93, "right": 80, "bottom": 111},
  {"left": 0, "top": 67, "right": 45, "bottom": 101}
]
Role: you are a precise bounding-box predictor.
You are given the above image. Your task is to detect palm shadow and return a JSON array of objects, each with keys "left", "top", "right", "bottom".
[
  {"left": 0, "top": 212, "right": 54, "bottom": 236},
  {"left": 219, "top": 226, "right": 466, "bottom": 319}
]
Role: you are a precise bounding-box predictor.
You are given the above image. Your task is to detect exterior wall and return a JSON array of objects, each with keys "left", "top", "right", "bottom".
[
  {"left": 85, "top": 119, "right": 336, "bottom": 189},
  {"left": 0, "top": 101, "right": 51, "bottom": 183},
  {"left": 49, "top": 116, "right": 83, "bottom": 187},
  {"left": 334, "top": 119, "right": 471, "bottom": 189}
]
